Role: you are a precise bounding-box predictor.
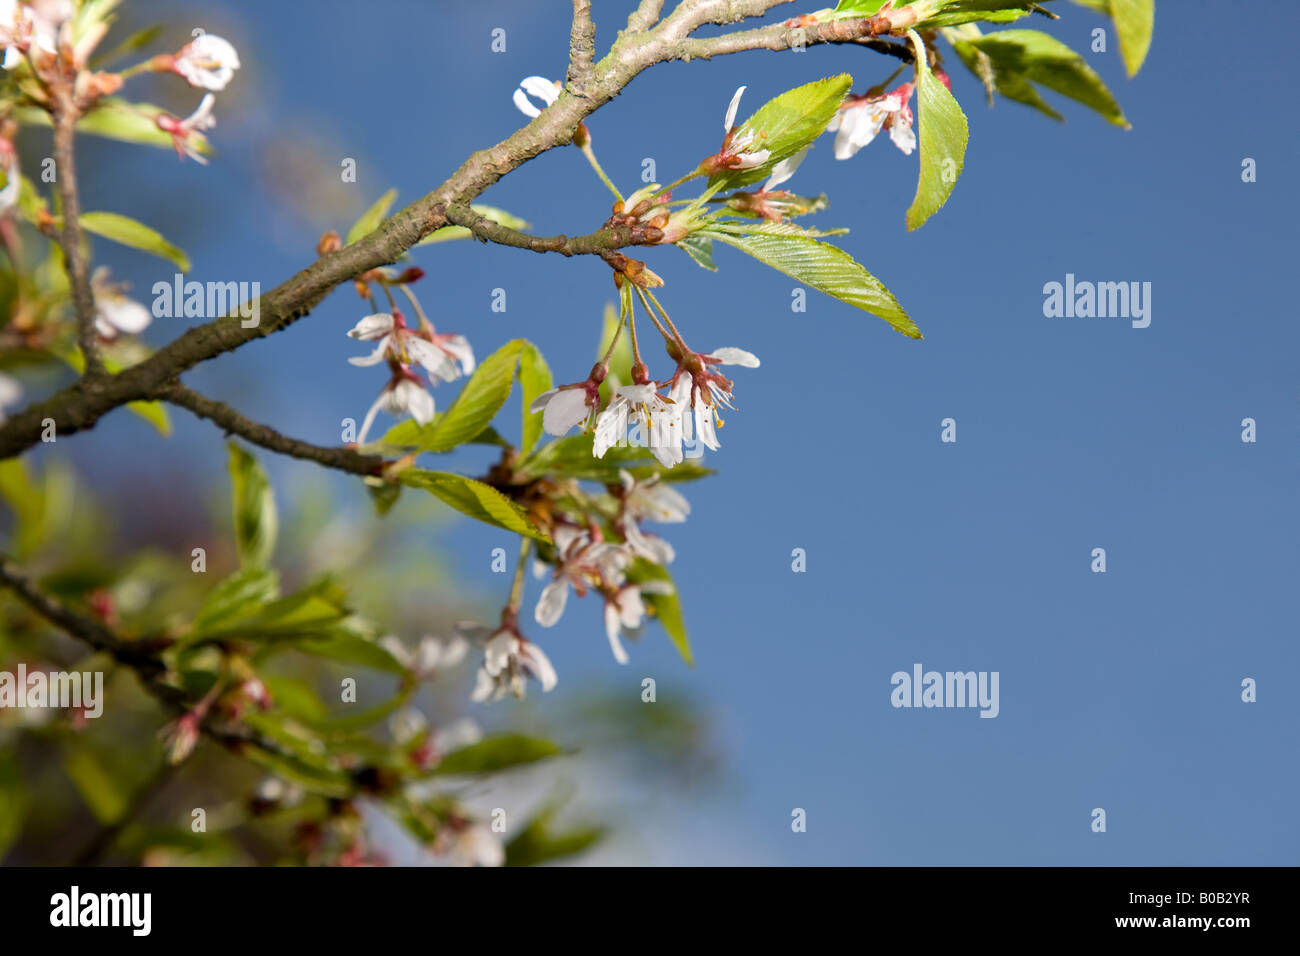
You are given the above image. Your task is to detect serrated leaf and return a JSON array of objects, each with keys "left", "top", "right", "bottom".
[
  {"left": 709, "top": 75, "right": 852, "bottom": 191},
  {"left": 518, "top": 341, "right": 552, "bottom": 455},
  {"left": 388, "top": 340, "right": 523, "bottom": 453},
  {"left": 193, "top": 567, "right": 281, "bottom": 634},
  {"left": 79, "top": 211, "right": 190, "bottom": 271},
  {"left": 417, "top": 204, "right": 531, "bottom": 245},
  {"left": 676, "top": 234, "right": 717, "bottom": 271},
  {"left": 518, "top": 432, "right": 713, "bottom": 484},
  {"left": 15, "top": 99, "right": 214, "bottom": 154},
  {"left": 345, "top": 188, "right": 397, "bottom": 245},
  {"left": 699, "top": 229, "right": 919, "bottom": 338},
  {"left": 1108, "top": 0, "right": 1153, "bottom": 77},
  {"left": 627, "top": 560, "right": 693, "bottom": 666},
  {"left": 432, "top": 735, "right": 561, "bottom": 776},
  {"left": 960, "top": 29, "right": 1128, "bottom": 127},
  {"left": 905, "top": 30, "right": 969, "bottom": 231},
  {"left": 227, "top": 443, "right": 277, "bottom": 569},
  {"left": 399, "top": 469, "right": 548, "bottom": 541}
]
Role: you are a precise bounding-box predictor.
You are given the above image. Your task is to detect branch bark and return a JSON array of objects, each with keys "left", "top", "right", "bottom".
[
  {"left": 52, "top": 98, "right": 104, "bottom": 378},
  {"left": 0, "top": 0, "right": 907, "bottom": 462},
  {"left": 157, "top": 383, "right": 387, "bottom": 477}
]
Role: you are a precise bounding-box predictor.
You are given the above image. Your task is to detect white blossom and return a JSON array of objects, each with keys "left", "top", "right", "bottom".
[
  {"left": 172, "top": 34, "right": 240, "bottom": 91},
  {"left": 513, "top": 75, "right": 559, "bottom": 118}
]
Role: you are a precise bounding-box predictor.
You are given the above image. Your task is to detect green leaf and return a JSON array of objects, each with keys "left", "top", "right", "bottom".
[
  {"left": 227, "top": 443, "right": 277, "bottom": 568},
  {"left": 676, "top": 235, "right": 718, "bottom": 271},
  {"left": 905, "top": 30, "right": 969, "bottom": 231},
  {"left": 432, "top": 735, "right": 561, "bottom": 776},
  {"left": 1108, "top": 0, "right": 1154, "bottom": 77},
  {"left": 505, "top": 806, "right": 604, "bottom": 867},
  {"left": 958, "top": 29, "right": 1129, "bottom": 127},
  {"left": 699, "top": 229, "right": 919, "bottom": 338},
  {"left": 382, "top": 340, "right": 523, "bottom": 453},
  {"left": 709, "top": 75, "right": 852, "bottom": 190},
  {"left": 0, "top": 753, "right": 26, "bottom": 861},
  {"left": 193, "top": 567, "right": 281, "bottom": 634},
  {"left": 91, "top": 24, "right": 164, "bottom": 68},
  {"left": 125, "top": 399, "right": 172, "bottom": 436},
  {"left": 518, "top": 432, "right": 713, "bottom": 485},
  {"left": 79, "top": 211, "right": 190, "bottom": 271},
  {"left": 417, "top": 205, "right": 531, "bottom": 246},
  {"left": 345, "top": 188, "right": 397, "bottom": 245},
  {"left": 62, "top": 745, "right": 131, "bottom": 824},
  {"left": 366, "top": 479, "right": 402, "bottom": 516},
  {"left": 288, "top": 626, "right": 407, "bottom": 674},
  {"left": 518, "top": 342, "right": 552, "bottom": 455},
  {"left": 15, "top": 99, "right": 214, "bottom": 154},
  {"left": 627, "top": 560, "right": 693, "bottom": 666},
  {"left": 399, "top": 469, "right": 549, "bottom": 541}
]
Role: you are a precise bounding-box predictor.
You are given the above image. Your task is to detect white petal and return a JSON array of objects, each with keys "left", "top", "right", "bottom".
[
  {"left": 470, "top": 667, "right": 497, "bottom": 703},
  {"left": 593, "top": 399, "right": 629, "bottom": 458},
  {"left": 529, "top": 387, "right": 558, "bottom": 414},
  {"left": 347, "top": 339, "right": 391, "bottom": 366},
  {"left": 0, "top": 372, "right": 21, "bottom": 409},
  {"left": 438, "top": 334, "right": 476, "bottom": 375},
  {"left": 708, "top": 347, "right": 760, "bottom": 368},
  {"left": 724, "top": 85, "right": 746, "bottom": 132},
  {"left": 512, "top": 88, "right": 541, "bottom": 118},
  {"left": 762, "top": 146, "right": 809, "bottom": 192},
  {"left": 520, "top": 76, "right": 559, "bottom": 105},
  {"left": 394, "top": 379, "right": 435, "bottom": 425},
  {"left": 349, "top": 313, "right": 396, "bottom": 340},
  {"left": 534, "top": 578, "right": 570, "bottom": 627},
  {"left": 484, "top": 631, "right": 517, "bottom": 676},
  {"left": 695, "top": 403, "right": 719, "bottom": 452},
  {"left": 604, "top": 603, "right": 630, "bottom": 664},
  {"left": 541, "top": 387, "right": 590, "bottom": 436},
  {"left": 405, "top": 337, "right": 458, "bottom": 381},
  {"left": 522, "top": 641, "right": 558, "bottom": 691},
  {"left": 889, "top": 119, "right": 916, "bottom": 155}
]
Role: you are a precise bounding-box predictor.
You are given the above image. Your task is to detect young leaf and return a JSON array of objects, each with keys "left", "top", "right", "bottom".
[
  {"left": 518, "top": 341, "right": 552, "bottom": 455},
  {"left": 699, "top": 229, "right": 920, "bottom": 338},
  {"left": 676, "top": 234, "right": 718, "bottom": 272},
  {"left": 1108, "top": 0, "right": 1154, "bottom": 77},
  {"left": 627, "top": 560, "right": 693, "bottom": 666},
  {"left": 399, "top": 469, "right": 549, "bottom": 541},
  {"left": 958, "top": 29, "right": 1129, "bottom": 127},
  {"left": 193, "top": 567, "right": 281, "bottom": 634},
  {"left": 905, "top": 30, "right": 969, "bottom": 231},
  {"left": 345, "top": 188, "right": 397, "bottom": 245},
  {"left": 14, "top": 99, "right": 214, "bottom": 154},
  {"left": 431, "top": 735, "right": 561, "bottom": 776},
  {"left": 710, "top": 75, "right": 852, "bottom": 190},
  {"left": 399, "top": 339, "right": 523, "bottom": 453},
  {"left": 505, "top": 806, "right": 604, "bottom": 866},
  {"left": 79, "top": 211, "right": 191, "bottom": 271},
  {"left": 227, "top": 442, "right": 278, "bottom": 568}
]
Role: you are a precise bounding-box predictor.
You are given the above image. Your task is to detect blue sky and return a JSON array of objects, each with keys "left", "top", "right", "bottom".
[{"left": 51, "top": 0, "right": 1299, "bottom": 864}]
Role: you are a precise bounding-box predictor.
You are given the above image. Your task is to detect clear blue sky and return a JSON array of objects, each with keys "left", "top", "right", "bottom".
[{"left": 58, "top": 0, "right": 1299, "bottom": 864}]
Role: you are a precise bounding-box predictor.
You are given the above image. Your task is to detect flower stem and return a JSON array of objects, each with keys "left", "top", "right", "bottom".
[
  {"left": 507, "top": 537, "right": 532, "bottom": 612},
  {"left": 580, "top": 142, "right": 623, "bottom": 203},
  {"left": 641, "top": 287, "right": 690, "bottom": 352}
]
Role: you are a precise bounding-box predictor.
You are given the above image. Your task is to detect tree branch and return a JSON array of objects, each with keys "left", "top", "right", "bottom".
[
  {"left": 568, "top": 0, "right": 596, "bottom": 91},
  {"left": 0, "top": 0, "right": 909, "bottom": 462},
  {"left": 52, "top": 98, "right": 104, "bottom": 378},
  {"left": 157, "top": 383, "right": 386, "bottom": 477},
  {"left": 0, "top": 557, "right": 362, "bottom": 796},
  {"left": 444, "top": 202, "right": 659, "bottom": 257}
]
